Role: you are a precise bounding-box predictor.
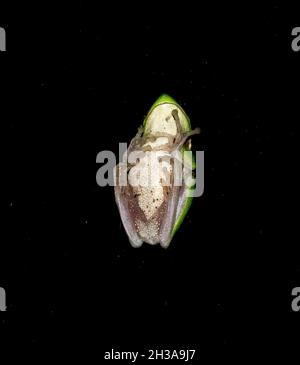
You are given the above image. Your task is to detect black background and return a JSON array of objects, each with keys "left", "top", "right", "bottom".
[{"left": 2, "top": 2, "right": 300, "bottom": 361}]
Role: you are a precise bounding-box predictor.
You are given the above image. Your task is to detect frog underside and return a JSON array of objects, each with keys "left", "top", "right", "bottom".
[{"left": 115, "top": 107, "right": 199, "bottom": 248}]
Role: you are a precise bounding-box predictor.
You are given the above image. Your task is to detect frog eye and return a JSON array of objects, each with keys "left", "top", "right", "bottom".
[{"left": 114, "top": 94, "right": 200, "bottom": 248}]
